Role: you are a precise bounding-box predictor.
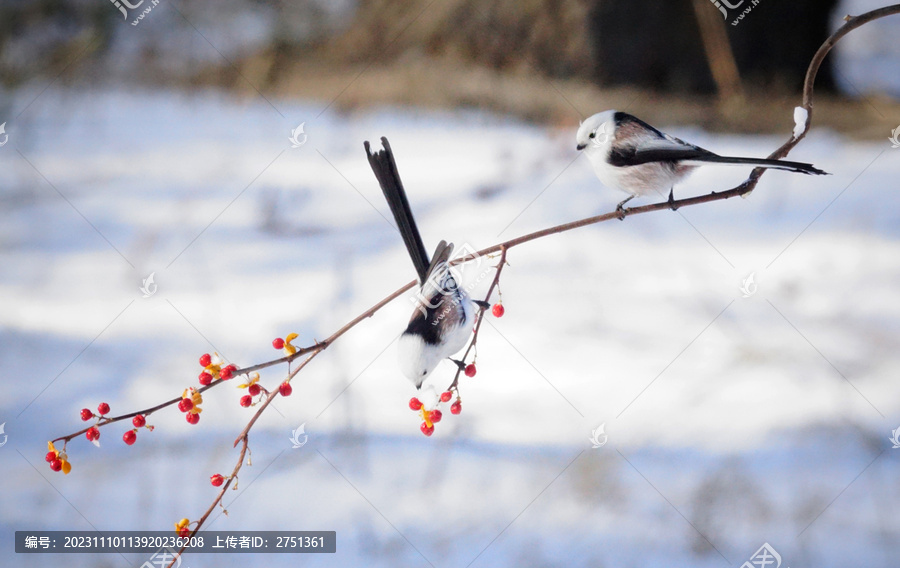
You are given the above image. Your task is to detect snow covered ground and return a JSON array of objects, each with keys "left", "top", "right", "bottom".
[{"left": 1, "top": 89, "right": 899, "bottom": 567}]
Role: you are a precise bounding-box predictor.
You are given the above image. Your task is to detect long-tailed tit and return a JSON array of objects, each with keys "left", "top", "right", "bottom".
[
  {"left": 365, "top": 137, "right": 488, "bottom": 390},
  {"left": 576, "top": 110, "right": 828, "bottom": 211}
]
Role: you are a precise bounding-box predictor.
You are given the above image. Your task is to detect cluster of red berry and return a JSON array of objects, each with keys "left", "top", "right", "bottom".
[
  {"left": 45, "top": 448, "right": 67, "bottom": 472},
  {"left": 73, "top": 402, "right": 154, "bottom": 454},
  {"left": 123, "top": 414, "right": 149, "bottom": 446},
  {"left": 239, "top": 372, "right": 261, "bottom": 408},
  {"left": 197, "top": 353, "right": 237, "bottom": 386},
  {"left": 79, "top": 402, "right": 110, "bottom": 445},
  {"left": 45, "top": 441, "right": 71, "bottom": 474},
  {"left": 179, "top": 388, "right": 203, "bottom": 425},
  {"left": 237, "top": 339, "right": 295, "bottom": 407},
  {"left": 407, "top": 301, "right": 503, "bottom": 437},
  {"left": 409, "top": 380, "right": 468, "bottom": 437}
]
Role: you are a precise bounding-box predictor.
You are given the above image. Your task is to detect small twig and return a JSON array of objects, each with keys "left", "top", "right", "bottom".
[
  {"left": 449, "top": 247, "right": 509, "bottom": 391},
  {"left": 167, "top": 437, "right": 249, "bottom": 566}
]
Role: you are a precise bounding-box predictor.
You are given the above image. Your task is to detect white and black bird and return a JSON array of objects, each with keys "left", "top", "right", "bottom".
[
  {"left": 576, "top": 110, "right": 828, "bottom": 211},
  {"left": 365, "top": 137, "right": 488, "bottom": 390}
]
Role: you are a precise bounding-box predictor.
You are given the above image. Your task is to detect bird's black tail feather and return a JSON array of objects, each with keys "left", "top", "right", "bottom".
[
  {"left": 685, "top": 155, "right": 829, "bottom": 175},
  {"left": 365, "top": 137, "right": 431, "bottom": 283}
]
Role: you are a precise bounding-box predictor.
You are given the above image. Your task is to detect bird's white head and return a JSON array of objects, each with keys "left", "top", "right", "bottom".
[
  {"left": 576, "top": 110, "right": 617, "bottom": 153},
  {"left": 397, "top": 333, "right": 443, "bottom": 389}
]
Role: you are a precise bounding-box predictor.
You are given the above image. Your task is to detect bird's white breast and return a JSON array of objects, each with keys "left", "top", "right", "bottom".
[{"left": 586, "top": 144, "right": 690, "bottom": 198}]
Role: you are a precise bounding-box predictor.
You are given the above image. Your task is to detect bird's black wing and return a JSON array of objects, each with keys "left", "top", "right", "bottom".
[
  {"left": 365, "top": 137, "right": 431, "bottom": 283},
  {"left": 609, "top": 113, "right": 717, "bottom": 167},
  {"left": 609, "top": 116, "right": 827, "bottom": 175},
  {"left": 609, "top": 145, "right": 716, "bottom": 167},
  {"left": 611, "top": 144, "right": 827, "bottom": 175},
  {"left": 423, "top": 241, "right": 453, "bottom": 284}
]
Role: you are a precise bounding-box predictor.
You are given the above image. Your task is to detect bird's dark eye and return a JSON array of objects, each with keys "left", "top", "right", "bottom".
[
  {"left": 422, "top": 371, "right": 427, "bottom": 376},
  {"left": 589, "top": 132, "right": 595, "bottom": 139}
]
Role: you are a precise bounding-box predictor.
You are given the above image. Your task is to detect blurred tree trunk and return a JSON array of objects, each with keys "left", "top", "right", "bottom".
[
  {"left": 587, "top": 0, "right": 837, "bottom": 94},
  {"left": 691, "top": 0, "right": 745, "bottom": 106}
]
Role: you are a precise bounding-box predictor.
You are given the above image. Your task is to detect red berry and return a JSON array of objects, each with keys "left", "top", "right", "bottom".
[
  {"left": 409, "top": 397, "right": 423, "bottom": 411},
  {"left": 450, "top": 401, "right": 462, "bottom": 415},
  {"left": 80, "top": 408, "right": 93, "bottom": 421},
  {"left": 199, "top": 353, "right": 211, "bottom": 367},
  {"left": 97, "top": 402, "right": 110, "bottom": 415},
  {"left": 86, "top": 426, "right": 100, "bottom": 441},
  {"left": 132, "top": 415, "right": 146, "bottom": 428},
  {"left": 178, "top": 527, "right": 191, "bottom": 538},
  {"left": 248, "top": 384, "right": 261, "bottom": 396},
  {"left": 420, "top": 422, "right": 434, "bottom": 437},
  {"left": 219, "top": 368, "right": 232, "bottom": 380},
  {"left": 178, "top": 398, "right": 193, "bottom": 412},
  {"left": 440, "top": 391, "right": 452, "bottom": 403},
  {"left": 123, "top": 430, "right": 137, "bottom": 445},
  {"left": 198, "top": 372, "right": 213, "bottom": 385},
  {"left": 279, "top": 382, "right": 292, "bottom": 397},
  {"left": 430, "top": 409, "right": 443, "bottom": 423},
  {"left": 464, "top": 364, "right": 477, "bottom": 377},
  {"left": 210, "top": 474, "right": 225, "bottom": 487},
  {"left": 492, "top": 303, "right": 505, "bottom": 318},
  {"left": 49, "top": 459, "right": 62, "bottom": 472},
  {"left": 45, "top": 451, "right": 56, "bottom": 462},
  {"left": 186, "top": 412, "right": 200, "bottom": 425},
  {"left": 272, "top": 338, "right": 285, "bottom": 350},
  {"left": 240, "top": 395, "right": 252, "bottom": 407}
]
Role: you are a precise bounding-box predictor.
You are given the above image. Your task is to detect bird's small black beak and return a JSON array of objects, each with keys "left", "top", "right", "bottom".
[{"left": 576, "top": 143, "right": 586, "bottom": 151}]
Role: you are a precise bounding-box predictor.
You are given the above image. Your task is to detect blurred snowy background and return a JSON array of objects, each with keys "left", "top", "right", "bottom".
[{"left": 1, "top": 1, "right": 900, "bottom": 567}]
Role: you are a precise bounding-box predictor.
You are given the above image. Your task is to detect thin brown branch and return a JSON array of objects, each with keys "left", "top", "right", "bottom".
[
  {"left": 238, "top": 341, "right": 329, "bottom": 374},
  {"left": 167, "top": 437, "right": 249, "bottom": 566},
  {"left": 449, "top": 246, "right": 509, "bottom": 391}
]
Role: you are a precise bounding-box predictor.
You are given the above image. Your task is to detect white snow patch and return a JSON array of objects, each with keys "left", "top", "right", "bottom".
[{"left": 793, "top": 106, "right": 809, "bottom": 139}]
